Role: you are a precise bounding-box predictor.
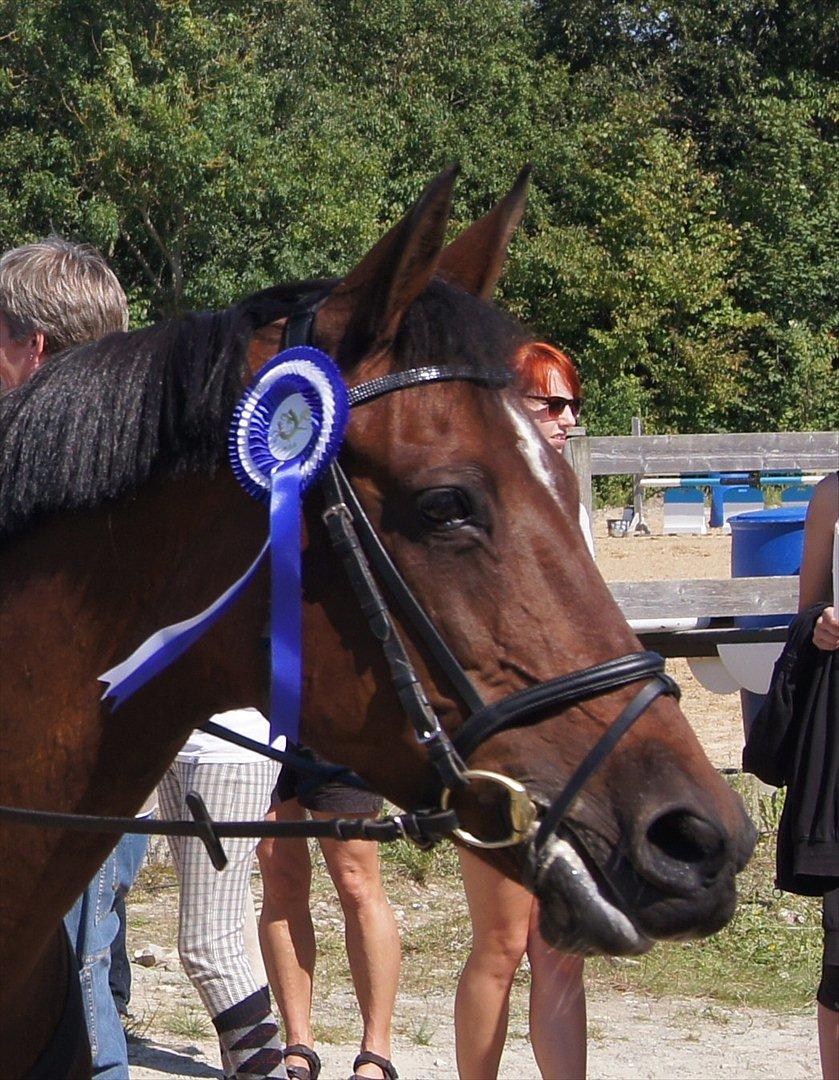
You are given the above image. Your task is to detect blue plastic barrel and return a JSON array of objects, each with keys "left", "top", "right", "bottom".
[
  {"left": 730, "top": 506, "right": 807, "bottom": 606},
  {"left": 729, "top": 506, "right": 807, "bottom": 731}
]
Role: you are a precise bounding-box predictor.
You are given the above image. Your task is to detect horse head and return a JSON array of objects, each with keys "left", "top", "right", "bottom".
[
  {"left": 0, "top": 168, "right": 755, "bottom": 998},
  {"left": 246, "top": 166, "right": 757, "bottom": 955}
]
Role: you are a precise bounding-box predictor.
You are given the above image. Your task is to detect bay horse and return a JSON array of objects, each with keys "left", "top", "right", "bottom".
[{"left": 0, "top": 167, "right": 755, "bottom": 1077}]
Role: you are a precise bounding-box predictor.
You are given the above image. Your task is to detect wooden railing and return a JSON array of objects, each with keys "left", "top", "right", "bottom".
[
  {"left": 609, "top": 575, "right": 798, "bottom": 621},
  {"left": 566, "top": 429, "right": 838, "bottom": 523},
  {"left": 608, "top": 576, "right": 798, "bottom": 657},
  {"left": 564, "top": 428, "right": 837, "bottom": 659}
]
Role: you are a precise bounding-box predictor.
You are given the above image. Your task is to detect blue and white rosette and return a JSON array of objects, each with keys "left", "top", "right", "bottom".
[{"left": 99, "top": 346, "right": 349, "bottom": 744}]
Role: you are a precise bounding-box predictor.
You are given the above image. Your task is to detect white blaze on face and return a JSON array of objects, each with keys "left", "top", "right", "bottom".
[{"left": 503, "top": 398, "right": 564, "bottom": 507}]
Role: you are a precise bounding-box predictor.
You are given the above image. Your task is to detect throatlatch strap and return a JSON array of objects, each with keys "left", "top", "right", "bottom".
[
  {"left": 199, "top": 720, "right": 368, "bottom": 790},
  {"left": 284, "top": 294, "right": 327, "bottom": 348}
]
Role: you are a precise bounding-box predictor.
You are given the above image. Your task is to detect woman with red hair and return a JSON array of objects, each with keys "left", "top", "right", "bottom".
[
  {"left": 515, "top": 341, "right": 583, "bottom": 454},
  {"left": 454, "top": 341, "right": 590, "bottom": 1079}
]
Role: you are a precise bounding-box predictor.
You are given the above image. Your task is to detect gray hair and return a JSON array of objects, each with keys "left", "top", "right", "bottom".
[{"left": 0, "top": 236, "right": 128, "bottom": 355}]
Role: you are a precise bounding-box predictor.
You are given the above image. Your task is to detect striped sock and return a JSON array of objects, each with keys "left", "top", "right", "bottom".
[{"left": 212, "top": 986, "right": 286, "bottom": 1078}]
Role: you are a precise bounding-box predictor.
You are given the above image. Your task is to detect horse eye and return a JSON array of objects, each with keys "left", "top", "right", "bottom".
[{"left": 416, "top": 487, "right": 473, "bottom": 529}]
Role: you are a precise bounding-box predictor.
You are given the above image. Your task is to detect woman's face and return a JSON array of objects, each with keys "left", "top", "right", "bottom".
[{"left": 521, "top": 368, "right": 579, "bottom": 453}]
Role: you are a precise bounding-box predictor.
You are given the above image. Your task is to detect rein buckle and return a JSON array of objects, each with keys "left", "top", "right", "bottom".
[
  {"left": 321, "top": 501, "right": 352, "bottom": 527},
  {"left": 440, "top": 769, "right": 537, "bottom": 850}
]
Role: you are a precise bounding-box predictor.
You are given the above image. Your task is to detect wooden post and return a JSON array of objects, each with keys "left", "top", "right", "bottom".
[{"left": 566, "top": 427, "right": 592, "bottom": 525}]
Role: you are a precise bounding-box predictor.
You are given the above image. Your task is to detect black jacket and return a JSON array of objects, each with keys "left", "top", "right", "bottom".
[{"left": 743, "top": 603, "right": 838, "bottom": 896}]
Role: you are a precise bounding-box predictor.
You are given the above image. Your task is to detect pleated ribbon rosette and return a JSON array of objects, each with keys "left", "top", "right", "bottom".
[{"left": 99, "top": 346, "right": 349, "bottom": 743}]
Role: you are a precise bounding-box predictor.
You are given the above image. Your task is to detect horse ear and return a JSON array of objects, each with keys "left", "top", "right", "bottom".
[
  {"left": 437, "top": 166, "right": 531, "bottom": 300},
  {"left": 317, "top": 166, "right": 458, "bottom": 363}
]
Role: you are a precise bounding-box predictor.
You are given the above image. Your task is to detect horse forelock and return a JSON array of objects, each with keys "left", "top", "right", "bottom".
[{"left": 393, "top": 278, "right": 527, "bottom": 378}]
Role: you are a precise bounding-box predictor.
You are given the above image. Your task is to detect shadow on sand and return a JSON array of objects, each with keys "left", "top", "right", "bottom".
[{"left": 128, "top": 1037, "right": 223, "bottom": 1078}]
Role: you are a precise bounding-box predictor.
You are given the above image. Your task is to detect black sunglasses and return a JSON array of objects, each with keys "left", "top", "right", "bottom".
[{"left": 525, "top": 394, "right": 583, "bottom": 420}]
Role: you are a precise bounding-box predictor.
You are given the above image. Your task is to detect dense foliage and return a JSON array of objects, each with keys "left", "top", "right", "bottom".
[{"left": 2, "top": 0, "right": 836, "bottom": 433}]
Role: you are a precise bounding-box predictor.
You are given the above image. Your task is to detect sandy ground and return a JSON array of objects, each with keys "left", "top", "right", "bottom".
[
  {"left": 127, "top": 505, "right": 816, "bottom": 1079},
  {"left": 128, "top": 988, "right": 817, "bottom": 1079}
]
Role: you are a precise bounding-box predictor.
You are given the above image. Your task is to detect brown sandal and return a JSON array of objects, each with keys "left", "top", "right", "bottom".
[
  {"left": 282, "top": 1044, "right": 322, "bottom": 1080},
  {"left": 349, "top": 1051, "right": 399, "bottom": 1080}
]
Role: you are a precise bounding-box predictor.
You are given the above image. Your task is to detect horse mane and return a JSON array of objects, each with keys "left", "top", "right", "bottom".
[
  {"left": 0, "top": 276, "right": 525, "bottom": 540},
  {"left": 0, "top": 281, "right": 330, "bottom": 540}
]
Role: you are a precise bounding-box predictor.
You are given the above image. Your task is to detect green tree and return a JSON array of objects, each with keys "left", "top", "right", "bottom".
[
  {"left": 2, "top": 0, "right": 833, "bottom": 433},
  {"left": 504, "top": 81, "right": 755, "bottom": 434},
  {"left": 1, "top": 0, "right": 550, "bottom": 318},
  {"left": 1, "top": 0, "right": 387, "bottom": 318},
  {"left": 533, "top": 0, "right": 838, "bottom": 431}
]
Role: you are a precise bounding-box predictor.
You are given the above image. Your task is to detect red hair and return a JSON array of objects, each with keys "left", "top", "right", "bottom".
[{"left": 511, "top": 341, "right": 581, "bottom": 399}]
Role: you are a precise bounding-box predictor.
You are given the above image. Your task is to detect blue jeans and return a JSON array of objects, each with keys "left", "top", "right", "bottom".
[{"left": 64, "top": 831, "right": 150, "bottom": 1078}]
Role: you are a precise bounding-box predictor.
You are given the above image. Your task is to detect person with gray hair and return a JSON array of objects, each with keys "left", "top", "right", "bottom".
[{"left": 0, "top": 235, "right": 128, "bottom": 393}]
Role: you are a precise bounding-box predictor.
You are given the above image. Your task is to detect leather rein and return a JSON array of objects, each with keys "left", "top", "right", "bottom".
[{"left": 0, "top": 302, "right": 679, "bottom": 869}]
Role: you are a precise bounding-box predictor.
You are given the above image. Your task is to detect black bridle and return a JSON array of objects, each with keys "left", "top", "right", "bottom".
[
  {"left": 317, "top": 428, "right": 678, "bottom": 852},
  {"left": 286, "top": 298, "right": 679, "bottom": 855},
  {"left": 0, "top": 301, "right": 679, "bottom": 869}
]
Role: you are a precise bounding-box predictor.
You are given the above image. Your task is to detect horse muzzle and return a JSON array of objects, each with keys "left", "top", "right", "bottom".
[
  {"left": 524, "top": 797, "right": 755, "bottom": 956},
  {"left": 527, "top": 832, "right": 652, "bottom": 956}
]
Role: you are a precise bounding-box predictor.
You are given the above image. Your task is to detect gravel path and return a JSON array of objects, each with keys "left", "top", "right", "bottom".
[{"left": 127, "top": 978, "right": 818, "bottom": 1079}]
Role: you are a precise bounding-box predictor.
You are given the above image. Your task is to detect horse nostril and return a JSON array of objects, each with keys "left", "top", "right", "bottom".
[
  {"left": 648, "top": 810, "right": 725, "bottom": 865},
  {"left": 637, "top": 808, "right": 729, "bottom": 892}
]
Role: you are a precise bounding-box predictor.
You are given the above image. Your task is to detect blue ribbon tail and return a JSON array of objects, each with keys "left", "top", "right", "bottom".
[
  {"left": 269, "top": 464, "right": 302, "bottom": 743},
  {"left": 99, "top": 465, "right": 304, "bottom": 739},
  {"left": 98, "top": 539, "right": 270, "bottom": 708}
]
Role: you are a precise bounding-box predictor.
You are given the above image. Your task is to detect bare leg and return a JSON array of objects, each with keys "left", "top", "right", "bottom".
[
  {"left": 316, "top": 812, "right": 401, "bottom": 1080},
  {"left": 819, "top": 1003, "right": 839, "bottom": 1080},
  {"left": 243, "top": 889, "right": 268, "bottom": 987},
  {"left": 455, "top": 849, "right": 531, "bottom": 1080},
  {"left": 527, "top": 902, "right": 586, "bottom": 1079},
  {"left": 257, "top": 799, "right": 317, "bottom": 1078}
]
